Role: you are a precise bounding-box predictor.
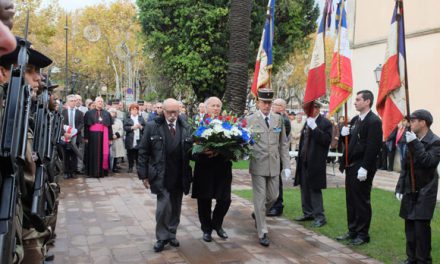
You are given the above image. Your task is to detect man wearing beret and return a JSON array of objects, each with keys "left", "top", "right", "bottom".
[
  {"left": 337, "top": 90, "right": 383, "bottom": 245},
  {"left": 246, "top": 89, "right": 291, "bottom": 247},
  {"left": 395, "top": 110, "right": 440, "bottom": 264}
]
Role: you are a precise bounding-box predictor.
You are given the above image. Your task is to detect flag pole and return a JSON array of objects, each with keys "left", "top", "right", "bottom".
[
  {"left": 398, "top": 0, "right": 415, "bottom": 193},
  {"left": 344, "top": 103, "right": 348, "bottom": 166}
]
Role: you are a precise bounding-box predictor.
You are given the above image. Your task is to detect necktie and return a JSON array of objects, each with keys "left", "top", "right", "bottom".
[
  {"left": 69, "top": 109, "right": 74, "bottom": 127},
  {"left": 169, "top": 123, "right": 176, "bottom": 136},
  {"left": 265, "top": 117, "right": 270, "bottom": 128}
]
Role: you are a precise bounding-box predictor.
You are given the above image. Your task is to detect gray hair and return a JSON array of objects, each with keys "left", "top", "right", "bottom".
[{"left": 66, "top": 94, "right": 76, "bottom": 101}]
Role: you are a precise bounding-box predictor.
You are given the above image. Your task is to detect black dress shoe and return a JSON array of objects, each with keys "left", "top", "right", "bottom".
[
  {"left": 63, "top": 173, "right": 69, "bottom": 179},
  {"left": 202, "top": 232, "right": 212, "bottom": 242},
  {"left": 335, "top": 233, "right": 357, "bottom": 241},
  {"left": 169, "top": 238, "right": 180, "bottom": 247},
  {"left": 215, "top": 228, "right": 228, "bottom": 239},
  {"left": 128, "top": 168, "right": 133, "bottom": 173},
  {"left": 311, "top": 219, "right": 327, "bottom": 228},
  {"left": 295, "top": 215, "right": 314, "bottom": 221},
  {"left": 153, "top": 240, "right": 168, "bottom": 252},
  {"left": 259, "top": 233, "right": 270, "bottom": 247},
  {"left": 44, "top": 252, "right": 55, "bottom": 261},
  {"left": 350, "top": 237, "right": 370, "bottom": 246},
  {"left": 266, "top": 208, "right": 282, "bottom": 217}
]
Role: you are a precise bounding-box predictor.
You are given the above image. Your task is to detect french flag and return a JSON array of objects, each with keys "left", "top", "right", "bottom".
[
  {"left": 303, "top": 0, "right": 330, "bottom": 111},
  {"left": 376, "top": 1, "right": 407, "bottom": 140},
  {"left": 329, "top": 0, "right": 353, "bottom": 116},
  {"left": 251, "top": 0, "right": 275, "bottom": 98}
]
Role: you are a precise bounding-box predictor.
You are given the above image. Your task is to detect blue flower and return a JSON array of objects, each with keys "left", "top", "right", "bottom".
[
  {"left": 222, "top": 122, "right": 232, "bottom": 130},
  {"left": 195, "top": 126, "right": 207, "bottom": 137},
  {"left": 241, "top": 131, "right": 250, "bottom": 142}
]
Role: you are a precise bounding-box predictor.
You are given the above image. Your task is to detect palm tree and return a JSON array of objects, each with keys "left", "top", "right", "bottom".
[{"left": 222, "top": 0, "right": 253, "bottom": 116}]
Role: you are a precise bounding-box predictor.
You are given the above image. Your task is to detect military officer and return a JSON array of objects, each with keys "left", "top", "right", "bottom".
[{"left": 246, "top": 89, "right": 291, "bottom": 247}]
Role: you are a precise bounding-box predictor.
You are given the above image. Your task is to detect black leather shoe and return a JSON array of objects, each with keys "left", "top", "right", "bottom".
[
  {"left": 266, "top": 208, "right": 282, "bottom": 217},
  {"left": 259, "top": 233, "right": 270, "bottom": 247},
  {"left": 44, "top": 252, "right": 55, "bottom": 261},
  {"left": 169, "top": 238, "right": 180, "bottom": 247},
  {"left": 215, "top": 228, "right": 228, "bottom": 239},
  {"left": 295, "top": 215, "right": 314, "bottom": 221},
  {"left": 63, "top": 173, "right": 69, "bottom": 179},
  {"left": 311, "top": 219, "right": 327, "bottom": 228},
  {"left": 350, "top": 237, "right": 370, "bottom": 246},
  {"left": 202, "top": 232, "right": 212, "bottom": 242},
  {"left": 128, "top": 168, "right": 133, "bottom": 173},
  {"left": 153, "top": 240, "right": 168, "bottom": 252},
  {"left": 335, "top": 233, "right": 356, "bottom": 241}
]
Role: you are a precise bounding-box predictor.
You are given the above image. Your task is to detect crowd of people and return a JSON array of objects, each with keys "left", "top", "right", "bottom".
[{"left": 1, "top": 1, "right": 439, "bottom": 264}]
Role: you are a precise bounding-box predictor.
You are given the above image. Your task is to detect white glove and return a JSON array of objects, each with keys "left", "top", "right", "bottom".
[
  {"left": 405, "top": 131, "right": 417, "bottom": 143},
  {"left": 357, "top": 167, "right": 367, "bottom": 181},
  {"left": 283, "top": 169, "right": 292, "bottom": 180},
  {"left": 395, "top": 193, "right": 403, "bottom": 201},
  {"left": 341, "top": 126, "right": 350, "bottom": 136},
  {"left": 306, "top": 117, "right": 317, "bottom": 130}
]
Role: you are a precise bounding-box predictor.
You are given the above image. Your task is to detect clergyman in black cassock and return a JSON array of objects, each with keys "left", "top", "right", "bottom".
[{"left": 84, "top": 97, "right": 113, "bottom": 178}]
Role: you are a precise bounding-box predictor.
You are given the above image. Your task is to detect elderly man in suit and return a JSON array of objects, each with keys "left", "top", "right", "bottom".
[
  {"left": 246, "top": 89, "right": 291, "bottom": 247},
  {"left": 62, "top": 94, "right": 84, "bottom": 179},
  {"left": 137, "top": 98, "right": 193, "bottom": 253},
  {"left": 294, "top": 101, "right": 332, "bottom": 227},
  {"left": 337, "top": 90, "right": 382, "bottom": 245}
]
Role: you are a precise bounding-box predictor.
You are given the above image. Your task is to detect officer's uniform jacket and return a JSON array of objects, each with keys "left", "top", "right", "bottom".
[{"left": 247, "top": 111, "right": 290, "bottom": 177}]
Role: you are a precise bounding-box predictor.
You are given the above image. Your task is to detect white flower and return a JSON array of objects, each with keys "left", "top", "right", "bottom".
[
  {"left": 213, "top": 124, "right": 223, "bottom": 134},
  {"left": 210, "top": 119, "right": 222, "bottom": 125},
  {"left": 230, "top": 127, "right": 242, "bottom": 136},
  {"left": 224, "top": 129, "right": 232, "bottom": 138},
  {"left": 201, "top": 128, "right": 213, "bottom": 139}
]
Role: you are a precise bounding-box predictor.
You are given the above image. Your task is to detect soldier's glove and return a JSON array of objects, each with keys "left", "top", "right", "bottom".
[
  {"left": 405, "top": 131, "right": 417, "bottom": 143},
  {"left": 306, "top": 117, "right": 317, "bottom": 130},
  {"left": 341, "top": 126, "right": 350, "bottom": 136},
  {"left": 283, "top": 169, "right": 292, "bottom": 180},
  {"left": 395, "top": 193, "right": 403, "bottom": 201},
  {"left": 357, "top": 167, "right": 367, "bottom": 181}
]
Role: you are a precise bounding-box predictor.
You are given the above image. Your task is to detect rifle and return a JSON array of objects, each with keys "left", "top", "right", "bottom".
[
  {"left": 0, "top": 11, "right": 31, "bottom": 264},
  {"left": 31, "top": 73, "right": 55, "bottom": 222}
]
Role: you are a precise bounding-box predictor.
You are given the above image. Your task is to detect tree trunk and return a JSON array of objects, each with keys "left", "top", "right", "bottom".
[{"left": 222, "top": 0, "right": 253, "bottom": 116}]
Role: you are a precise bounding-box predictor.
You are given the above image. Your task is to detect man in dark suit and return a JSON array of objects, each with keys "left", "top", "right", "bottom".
[
  {"left": 62, "top": 94, "right": 84, "bottom": 179},
  {"left": 395, "top": 110, "right": 440, "bottom": 264},
  {"left": 337, "top": 90, "right": 383, "bottom": 245},
  {"left": 294, "top": 101, "right": 332, "bottom": 227},
  {"left": 137, "top": 98, "right": 193, "bottom": 253}
]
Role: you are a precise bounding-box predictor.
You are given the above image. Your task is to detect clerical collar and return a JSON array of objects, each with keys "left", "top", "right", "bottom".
[{"left": 359, "top": 110, "right": 370, "bottom": 121}]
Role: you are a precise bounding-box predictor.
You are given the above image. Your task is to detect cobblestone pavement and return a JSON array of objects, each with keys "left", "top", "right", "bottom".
[{"left": 51, "top": 164, "right": 385, "bottom": 264}]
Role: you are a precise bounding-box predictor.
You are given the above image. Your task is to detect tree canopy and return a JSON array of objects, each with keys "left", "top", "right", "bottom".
[{"left": 137, "top": 0, "right": 319, "bottom": 101}]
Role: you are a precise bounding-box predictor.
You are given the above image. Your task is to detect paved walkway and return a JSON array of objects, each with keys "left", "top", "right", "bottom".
[{"left": 51, "top": 165, "right": 388, "bottom": 264}]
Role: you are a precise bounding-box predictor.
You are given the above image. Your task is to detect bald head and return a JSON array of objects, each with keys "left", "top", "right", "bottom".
[
  {"left": 272, "top": 98, "right": 287, "bottom": 114},
  {"left": 163, "top": 98, "right": 180, "bottom": 123},
  {"left": 205, "top": 97, "right": 222, "bottom": 116}
]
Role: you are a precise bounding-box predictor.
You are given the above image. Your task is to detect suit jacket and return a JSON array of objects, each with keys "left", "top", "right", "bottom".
[
  {"left": 246, "top": 112, "right": 290, "bottom": 177},
  {"left": 396, "top": 129, "right": 440, "bottom": 220},
  {"left": 62, "top": 108, "right": 84, "bottom": 141},
  {"left": 294, "top": 115, "right": 332, "bottom": 189},
  {"left": 137, "top": 115, "right": 193, "bottom": 195},
  {"left": 339, "top": 111, "right": 382, "bottom": 173}
]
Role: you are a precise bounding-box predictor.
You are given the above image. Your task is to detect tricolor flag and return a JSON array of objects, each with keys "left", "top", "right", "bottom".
[
  {"left": 251, "top": 0, "right": 275, "bottom": 98},
  {"left": 303, "top": 0, "right": 331, "bottom": 113},
  {"left": 376, "top": 1, "right": 407, "bottom": 140},
  {"left": 329, "top": 0, "right": 353, "bottom": 116}
]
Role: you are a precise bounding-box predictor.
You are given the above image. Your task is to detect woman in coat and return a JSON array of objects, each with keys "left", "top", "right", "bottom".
[
  {"left": 109, "top": 108, "right": 126, "bottom": 172},
  {"left": 123, "top": 103, "right": 146, "bottom": 173}
]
